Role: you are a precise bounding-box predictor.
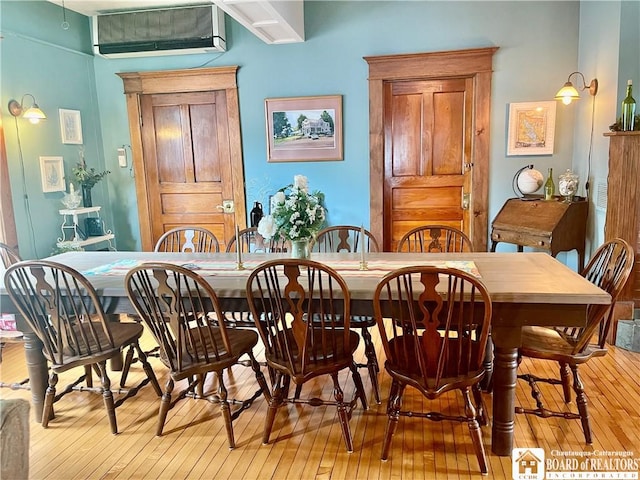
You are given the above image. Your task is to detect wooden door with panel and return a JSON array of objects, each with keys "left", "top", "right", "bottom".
[
  {"left": 383, "top": 77, "right": 474, "bottom": 252},
  {"left": 140, "top": 90, "right": 236, "bottom": 251}
]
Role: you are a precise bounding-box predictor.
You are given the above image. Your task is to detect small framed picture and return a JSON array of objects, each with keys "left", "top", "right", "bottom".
[
  {"left": 507, "top": 101, "right": 556, "bottom": 156},
  {"left": 59, "top": 109, "right": 83, "bottom": 144},
  {"left": 265, "top": 95, "right": 343, "bottom": 162},
  {"left": 39, "top": 156, "right": 65, "bottom": 192}
]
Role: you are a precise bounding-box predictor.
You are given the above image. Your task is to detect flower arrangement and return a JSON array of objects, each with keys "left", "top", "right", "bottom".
[
  {"left": 72, "top": 160, "right": 110, "bottom": 189},
  {"left": 258, "top": 175, "right": 326, "bottom": 241}
]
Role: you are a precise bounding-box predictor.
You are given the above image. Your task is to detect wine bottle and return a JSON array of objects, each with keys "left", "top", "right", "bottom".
[
  {"left": 622, "top": 80, "right": 636, "bottom": 131},
  {"left": 544, "top": 168, "right": 555, "bottom": 201}
]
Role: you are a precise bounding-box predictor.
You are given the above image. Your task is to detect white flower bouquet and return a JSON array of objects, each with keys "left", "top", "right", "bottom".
[{"left": 258, "top": 175, "right": 326, "bottom": 241}]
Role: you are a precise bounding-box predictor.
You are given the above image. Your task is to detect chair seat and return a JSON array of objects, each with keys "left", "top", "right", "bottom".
[
  {"left": 520, "top": 326, "right": 607, "bottom": 364},
  {"left": 266, "top": 328, "right": 360, "bottom": 378},
  {"left": 53, "top": 321, "right": 144, "bottom": 372},
  {"left": 385, "top": 336, "right": 485, "bottom": 395},
  {"left": 161, "top": 327, "right": 259, "bottom": 377}
]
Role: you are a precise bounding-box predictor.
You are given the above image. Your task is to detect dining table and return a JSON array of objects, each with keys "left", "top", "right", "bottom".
[{"left": 0, "top": 250, "right": 610, "bottom": 457}]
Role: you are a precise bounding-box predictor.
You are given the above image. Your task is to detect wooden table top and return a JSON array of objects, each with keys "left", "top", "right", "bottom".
[{"left": 10, "top": 250, "right": 607, "bottom": 308}]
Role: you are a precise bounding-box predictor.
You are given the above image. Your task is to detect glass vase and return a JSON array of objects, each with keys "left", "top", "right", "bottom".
[
  {"left": 558, "top": 169, "right": 579, "bottom": 203},
  {"left": 81, "top": 185, "right": 92, "bottom": 207},
  {"left": 290, "top": 238, "right": 310, "bottom": 259}
]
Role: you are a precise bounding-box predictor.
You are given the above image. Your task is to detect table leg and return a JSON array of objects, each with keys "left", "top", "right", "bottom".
[
  {"left": 490, "top": 325, "right": 521, "bottom": 456},
  {"left": 22, "top": 331, "right": 48, "bottom": 423}
]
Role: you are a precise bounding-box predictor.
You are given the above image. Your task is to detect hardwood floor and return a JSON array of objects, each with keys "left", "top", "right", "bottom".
[{"left": 1, "top": 327, "right": 639, "bottom": 480}]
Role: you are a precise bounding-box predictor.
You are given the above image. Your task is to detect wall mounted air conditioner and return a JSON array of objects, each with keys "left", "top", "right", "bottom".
[{"left": 92, "top": 5, "right": 226, "bottom": 58}]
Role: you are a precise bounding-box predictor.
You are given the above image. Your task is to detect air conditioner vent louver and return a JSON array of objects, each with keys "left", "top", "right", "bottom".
[{"left": 93, "top": 5, "right": 226, "bottom": 58}]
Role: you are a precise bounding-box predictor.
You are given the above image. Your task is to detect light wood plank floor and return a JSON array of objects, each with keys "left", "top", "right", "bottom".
[{"left": 1, "top": 327, "right": 639, "bottom": 480}]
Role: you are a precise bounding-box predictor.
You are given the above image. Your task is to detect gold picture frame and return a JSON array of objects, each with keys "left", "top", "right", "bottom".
[
  {"left": 265, "top": 95, "right": 343, "bottom": 162},
  {"left": 507, "top": 101, "right": 556, "bottom": 156}
]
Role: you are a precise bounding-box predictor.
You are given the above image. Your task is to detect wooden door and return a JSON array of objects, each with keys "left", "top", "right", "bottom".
[
  {"left": 119, "top": 67, "right": 246, "bottom": 252},
  {"left": 384, "top": 77, "right": 473, "bottom": 251},
  {"left": 140, "top": 90, "right": 234, "bottom": 248},
  {"left": 365, "top": 48, "right": 497, "bottom": 252}
]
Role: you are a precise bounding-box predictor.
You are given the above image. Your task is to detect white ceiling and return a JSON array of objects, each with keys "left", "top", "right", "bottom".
[
  {"left": 48, "top": 0, "right": 208, "bottom": 16},
  {"left": 46, "top": 0, "right": 304, "bottom": 44}
]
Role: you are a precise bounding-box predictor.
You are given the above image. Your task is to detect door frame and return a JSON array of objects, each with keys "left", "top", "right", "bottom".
[
  {"left": 118, "top": 67, "right": 246, "bottom": 251},
  {"left": 0, "top": 123, "right": 18, "bottom": 251},
  {"left": 364, "top": 47, "right": 498, "bottom": 251}
]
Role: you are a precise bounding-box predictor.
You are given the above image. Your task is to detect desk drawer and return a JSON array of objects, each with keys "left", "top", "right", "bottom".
[{"left": 491, "top": 229, "right": 551, "bottom": 249}]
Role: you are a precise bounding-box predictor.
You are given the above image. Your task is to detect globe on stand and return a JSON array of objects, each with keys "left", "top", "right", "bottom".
[{"left": 513, "top": 165, "right": 544, "bottom": 200}]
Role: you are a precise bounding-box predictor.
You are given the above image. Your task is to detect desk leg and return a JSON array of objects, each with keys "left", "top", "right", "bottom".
[
  {"left": 491, "top": 325, "right": 521, "bottom": 456},
  {"left": 23, "top": 332, "right": 48, "bottom": 423}
]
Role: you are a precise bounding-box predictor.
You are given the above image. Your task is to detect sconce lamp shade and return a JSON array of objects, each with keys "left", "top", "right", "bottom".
[
  {"left": 555, "top": 72, "right": 598, "bottom": 105},
  {"left": 8, "top": 94, "right": 47, "bottom": 124},
  {"left": 555, "top": 82, "right": 581, "bottom": 105},
  {"left": 22, "top": 104, "right": 47, "bottom": 123}
]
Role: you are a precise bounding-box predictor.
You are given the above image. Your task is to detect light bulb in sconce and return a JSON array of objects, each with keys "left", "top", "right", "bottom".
[{"left": 555, "top": 72, "right": 598, "bottom": 104}]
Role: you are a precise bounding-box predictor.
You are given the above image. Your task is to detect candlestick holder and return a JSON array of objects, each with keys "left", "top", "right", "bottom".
[
  {"left": 359, "top": 260, "right": 368, "bottom": 271},
  {"left": 235, "top": 261, "right": 245, "bottom": 270}
]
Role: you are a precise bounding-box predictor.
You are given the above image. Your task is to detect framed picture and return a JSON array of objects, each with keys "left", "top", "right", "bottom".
[
  {"left": 507, "top": 101, "right": 556, "bottom": 156},
  {"left": 265, "top": 95, "right": 343, "bottom": 162},
  {"left": 59, "top": 109, "right": 83, "bottom": 144},
  {"left": 39, "top": 156, "right": 65, "bottom": 192}
]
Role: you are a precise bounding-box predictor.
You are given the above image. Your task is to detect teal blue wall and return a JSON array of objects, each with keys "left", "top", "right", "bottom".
[
  {"left": 1, "top": 1, "right": 101, "bottom": 259},
  {"left": 93, "top": 0, "right": 581, "bottom": 252},
  {"left": 1, "top": 1, "right": 627, "bottom": 266}
]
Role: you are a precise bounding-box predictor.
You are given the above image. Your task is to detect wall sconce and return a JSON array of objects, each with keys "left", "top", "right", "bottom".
[
  {"left": 555, "top": 72, "right": 598, "bottom": 105},
  {"left": 8, "top": 94, "right": 47, "bottom": 124}
]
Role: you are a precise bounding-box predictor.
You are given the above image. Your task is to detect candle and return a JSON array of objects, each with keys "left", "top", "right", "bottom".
[
  {"left": 360, "top": 225, "right": 366, "bottom": 265},
  {"left": 235, "top": 224, "right": 242, "bottom": 266},
  {"left": 69, "top": 183, "right": 75, "bottom": 194}
]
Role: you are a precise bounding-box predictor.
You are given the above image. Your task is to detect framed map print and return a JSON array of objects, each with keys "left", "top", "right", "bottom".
[{"left": 507, "top": 101, "right": 556, "bottom": 156}]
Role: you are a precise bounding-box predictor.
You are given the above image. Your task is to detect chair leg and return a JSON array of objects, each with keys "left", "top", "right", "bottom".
[
  {"left": 560, "top": 362, "right": 572, "bottom": 403},
  {"left": 84, "top": 365, "right": 94, "bottom": 388},
  {"left": 42, "top": 371, "right": 58, "bottom": 428},
  {"left": 472, "top": 383, "right": 488, "bottom": 426},
  {"left": 247, "top": 351, "right": 271, "bottom": 402},
  {"left": 463, "top": 386, "right": 488, "bottom": 474},
  {"left": 217, "top": 371, "right": 235, "bottom": 450},
  {"left": 263, "top": 372, "right": 284, "bottom": 445},
  {"left": 96, "top": 361, "right": 118, "bottom": 435},
  {"left": 381, "top": 381, "right": 404, "bottom": 461},
  {"left": 349, "top": 362, "right": 368, "bottom": 411},
  {"left": 156, "top": 378, "right": 175, "bottom": 436},
  {"left": 571, "top": 364, "right": 592, "bottom": 444},
  {"left": 331, "top": 372, "right": 353, "bottom": 453},
  {"left": 360, "top": 326, "right": 381, "bottom": 404},
  {"left": 134, "top": 342, "right": 161, "bottom": 396},
  {"left": 480, "top": 333, "right": 493, "bottom": 392},
  {"left": 120, "top": 345, "right": 136, "bottom": 388}
]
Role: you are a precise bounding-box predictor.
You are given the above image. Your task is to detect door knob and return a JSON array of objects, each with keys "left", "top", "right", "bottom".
[{"left": 215, "top": 200, "right": 234, "bottom": 213}]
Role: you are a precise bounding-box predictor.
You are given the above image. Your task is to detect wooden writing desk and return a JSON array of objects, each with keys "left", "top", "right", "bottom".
[
  {"left": 0, "top": 251, "right": 609, "bottom": 456},
  {"left": 490, "top": 197, "right": 588, "bottom": 271}
]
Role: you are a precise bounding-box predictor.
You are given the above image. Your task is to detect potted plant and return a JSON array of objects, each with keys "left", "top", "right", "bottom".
[{"left": 72, "top": 160, "right": 110, "bottom": 207}]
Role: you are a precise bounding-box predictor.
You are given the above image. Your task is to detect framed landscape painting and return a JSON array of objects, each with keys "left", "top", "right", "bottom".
[
  {"left": 265, "top": 95, "right": 343, "bottom": 162},
  {"left": 507, "top": 101, "right": 556, "bottom": 156}
]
